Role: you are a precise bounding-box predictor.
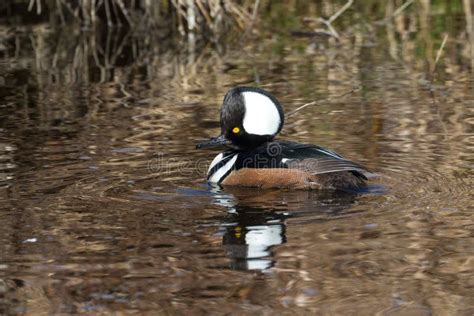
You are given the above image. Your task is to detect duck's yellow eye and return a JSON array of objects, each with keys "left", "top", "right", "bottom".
[{"left": 232, "top": 127, "right": 240, "bottom": 134}]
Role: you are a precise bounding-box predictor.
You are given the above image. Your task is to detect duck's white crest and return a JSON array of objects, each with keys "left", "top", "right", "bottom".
[
  {"left": 242, "top": 91, "right": 281, "bottom": 135},
  {"left": 208, "top": 154, "right": 238, "bottom": 184}
]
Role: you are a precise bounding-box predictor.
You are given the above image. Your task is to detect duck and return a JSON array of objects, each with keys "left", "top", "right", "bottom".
[{"left": 196, "top": 86, "right": 371, "bottom": 190}]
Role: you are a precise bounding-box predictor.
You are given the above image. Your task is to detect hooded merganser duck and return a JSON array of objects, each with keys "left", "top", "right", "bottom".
[{"left": 196, "top": 87, "right": 371, "bottom": 190}]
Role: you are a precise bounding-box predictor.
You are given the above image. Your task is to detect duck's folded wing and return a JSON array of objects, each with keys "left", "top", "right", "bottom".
[
  {"left": 279, "top": 143, "right": 372, "bottom": 179},
  {"left": 283, "top": 157, "right": 368, "bottom": 178}
]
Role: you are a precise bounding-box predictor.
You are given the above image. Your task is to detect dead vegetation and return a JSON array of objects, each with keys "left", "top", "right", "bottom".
[
  {"left": 5, "top": 0, "right": 257, "bottom": 36},
  {"left": 0, "top": 0, "right": 472, "bottom": 88}
]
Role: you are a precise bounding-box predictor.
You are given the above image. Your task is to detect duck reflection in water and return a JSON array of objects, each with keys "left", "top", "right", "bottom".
[{"left": 211, "top": 187, "right": 360, "bottom": 271}]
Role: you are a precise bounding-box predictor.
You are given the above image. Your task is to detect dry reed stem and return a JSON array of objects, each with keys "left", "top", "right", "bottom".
[
  {"left": 28, "top": 0, "right": 41, "bottom": 14},
  {"left": 21, "top": 0, "right": 251, "bottom": 36},
  {"left": 464, "top": 0, "right": 474, "bottom": 71},
  {"left": 432, "top": 34, "right": 449, "bottom": 74},
  {"left": 328, "top": 0, "right": 354, "bottom": 23},
  {"left": 285, "top": 88, "right": 360, "bottom": 118},
  {"left": 195, "top": 0, "right": 212, "bottom": 28},
  {"left": 375, "top": 0, "right": 414, "bottom": 25},
  {"left": 304, "top": 0, "right": 354, "bottom": 40}
]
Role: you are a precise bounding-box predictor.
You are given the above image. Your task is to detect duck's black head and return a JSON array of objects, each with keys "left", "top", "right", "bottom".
[{"left": 197, "top": 87, "right": 284, "bottom": 150}]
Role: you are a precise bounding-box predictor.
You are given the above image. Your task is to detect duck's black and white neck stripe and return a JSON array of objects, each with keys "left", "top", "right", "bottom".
[{"left": 207, "top": 152, "right": 239, "bottom": 184}]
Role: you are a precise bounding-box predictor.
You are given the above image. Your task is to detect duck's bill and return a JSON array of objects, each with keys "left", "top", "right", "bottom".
[{"left": 196, "top": 135, "right": 232, "bottom": 149}]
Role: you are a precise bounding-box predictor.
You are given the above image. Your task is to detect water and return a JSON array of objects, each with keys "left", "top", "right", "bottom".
[{"left": 1, "top": 16, "right": 473, "bottom": 315}]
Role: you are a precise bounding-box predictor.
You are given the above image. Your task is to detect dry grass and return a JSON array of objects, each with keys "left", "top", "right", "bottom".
[
  {"left": 21, "top": 0, "right": 255, "bottom": 36},
  {"left": 1, "top": 0, "right": 472, "bottom": 88}
]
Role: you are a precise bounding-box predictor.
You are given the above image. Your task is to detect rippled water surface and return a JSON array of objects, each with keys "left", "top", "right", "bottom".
[{"left": 1, "top": 11, "right": 474, "bottom": 315}]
